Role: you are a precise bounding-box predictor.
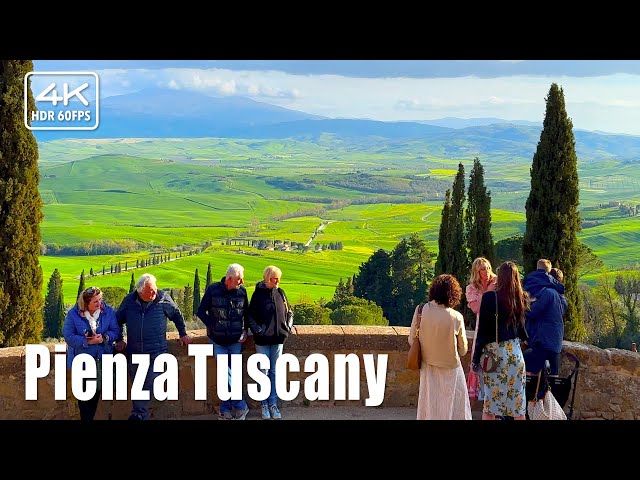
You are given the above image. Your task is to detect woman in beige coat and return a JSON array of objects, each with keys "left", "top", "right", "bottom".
[{"left": 409, "top": 274, "right": 471, "bottom": 420}]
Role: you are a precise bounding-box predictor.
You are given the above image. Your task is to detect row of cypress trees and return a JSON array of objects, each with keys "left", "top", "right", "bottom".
[
  {"left": 435, "top": 157, "right": 494, "bottom": 290},
  {"left": 433, "top": 84, "right": 583, "bottom": 340}
]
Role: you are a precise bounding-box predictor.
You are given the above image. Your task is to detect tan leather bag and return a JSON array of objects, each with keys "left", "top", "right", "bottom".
[{"left": 407, "top": 303, "right": 426, "bottom": 370}]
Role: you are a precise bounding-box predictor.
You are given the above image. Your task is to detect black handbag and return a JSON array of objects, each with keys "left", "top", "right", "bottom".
[{"left": 479, "top": 292, "right": 499, "bottom": 373}]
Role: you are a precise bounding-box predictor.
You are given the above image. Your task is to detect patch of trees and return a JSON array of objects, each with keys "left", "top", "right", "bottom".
[
  {"left": 582, "top": 268, "right": 640, "bottom": 350},
  {"left": 101, "top": 286, "right": 128, "bottom": 309},
  {"left": 292, "top": 277, "right": 388, "bottom": 326},
  {"left": 352, "top": 234, "right": 433, "bottom": 326},
  {"left": 314, "top": 242, "right": 343, "bottom": 251},
  {"left": 42, "top": 239, "right": 140, "bottom": 256},
  {"left": 264, "top": 177, "right": 313, "bottom": 191},
  {"left": 324, "top": 173, "right": 449, "bottom": 197}
]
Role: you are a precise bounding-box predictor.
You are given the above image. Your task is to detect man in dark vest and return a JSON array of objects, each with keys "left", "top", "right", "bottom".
[{"left": 197, "top": 263, "right": 250, "bottom": 420}]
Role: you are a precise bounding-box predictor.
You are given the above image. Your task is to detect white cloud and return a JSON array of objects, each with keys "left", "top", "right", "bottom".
[{"left": 92, "top": 67, "right": 640, "bottom": 135}]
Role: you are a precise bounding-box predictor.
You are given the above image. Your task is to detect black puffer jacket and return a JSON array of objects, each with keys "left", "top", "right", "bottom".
[
  {"left": 248, "top": 281, "right": 293, "bottom": 345},
  {"left": 197, "top": 278, "right": 248, "bottom": 346}
]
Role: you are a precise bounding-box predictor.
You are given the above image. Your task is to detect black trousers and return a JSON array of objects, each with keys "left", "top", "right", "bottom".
[{"left": 77, "top": 392, "right": 101, "bottom": 421}]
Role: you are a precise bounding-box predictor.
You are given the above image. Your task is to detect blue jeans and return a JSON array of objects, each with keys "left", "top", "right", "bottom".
[
  {"left": 212, "top": 341, "right": 247, "bottom": 414},
  {"left": 254, "top": 343, "right": 283, "bottom": 407},
  {"left": 129, "top": 352, "right": 161, "bottom": 420}
]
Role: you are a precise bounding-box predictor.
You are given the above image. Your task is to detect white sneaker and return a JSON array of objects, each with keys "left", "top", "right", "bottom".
[
  {"left": 269, "top": 404, "right": 282, "bottom": 420},
  {"left": 261, "top": 404, "right": 271, "bottom": 419},
  {"left": 234, "top": 406, "right": 249, "bottom": 420}
]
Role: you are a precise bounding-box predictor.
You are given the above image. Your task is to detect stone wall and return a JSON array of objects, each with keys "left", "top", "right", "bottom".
[{"left": 0, "top": 325, "right": 638, "bottom": 419}]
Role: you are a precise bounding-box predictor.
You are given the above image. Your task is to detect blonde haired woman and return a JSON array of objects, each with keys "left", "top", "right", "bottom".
[
  {"left": 62, "top": 287, "right": 120, "bottom": 420},
  {"left": 248, "top": 265, "right": 294, "bottom": 419},
  {"left": 465, "top": 257, "right": 497, "bottom": 401}
]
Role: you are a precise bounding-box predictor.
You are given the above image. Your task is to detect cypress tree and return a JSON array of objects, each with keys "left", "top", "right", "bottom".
[
  {"left": 129, "top": 272, "right": 135, "bottom": 293},
  {"left": 466, "top": 157, "right": 495, "bottom": 266},
  {"left": 182, "top": 284, "right": 193, "bottom": 320},
  {"left": 193, "top": 268, "right": 201, "bottom": 315},
  {"left": 102, "top": 265, "right": 105, "bottom": 276},
  {"left": 434, "top": 189, "right": 452, "bottom": 275},
  {"left": 206, "top": 261, "right": 212, "bottom": 287},
  {"left": 448, "top": 162, "right": 469, "bottom": 286},
  {"left": 523, "top": 83, "right": 584, "bottom": 341},
  {"left": 90, "top": 267, "right": 94, "bottom": 277},
  {"left": 77, "top": 269, "right": 85, "bottom": 300},
  {"left": 55, "top": 287, "right": 65, "bottom": 338},
  {"left": 0, "top": 60, "right": 44, "bottom": 346},
  {"left": 44, "top": 269, "right": 62, "bottom": 338}
]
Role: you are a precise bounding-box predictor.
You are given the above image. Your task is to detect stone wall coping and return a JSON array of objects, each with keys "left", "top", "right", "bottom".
[{"left": 2, "top": 326, "right": 638, "bottom": 372}]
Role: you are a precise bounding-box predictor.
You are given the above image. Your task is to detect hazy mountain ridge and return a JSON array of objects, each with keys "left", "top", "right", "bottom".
[{"left": 32, "top": 88, "right": 640, "bottom": 162}]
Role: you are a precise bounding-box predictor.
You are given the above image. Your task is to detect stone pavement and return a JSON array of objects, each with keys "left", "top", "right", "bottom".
[{"left": 179, "top": 405, "right": 483, "bottom": 420}]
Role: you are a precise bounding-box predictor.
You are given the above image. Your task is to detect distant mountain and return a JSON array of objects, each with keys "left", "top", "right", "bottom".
[
  {"left": 411, "top": 117, "right": 542, "bottom": 129},
  {"left": 32, "top": 88, "right": 640, "bottom": 162},
  {"left": 34, "top": 88, "right": 324, "bottom": 141},
  {"left": 219, "top": 118, "right": 452, "bottom": 140}
]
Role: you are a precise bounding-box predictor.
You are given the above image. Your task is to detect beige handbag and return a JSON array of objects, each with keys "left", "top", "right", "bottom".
[{"left": 407, "top": 303, "right": 426, "bottom": 370}]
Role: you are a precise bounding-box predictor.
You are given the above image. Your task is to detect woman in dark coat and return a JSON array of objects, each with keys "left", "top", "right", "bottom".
[{"left": 248, "top": 265, "right": 293, "bottom": 420}]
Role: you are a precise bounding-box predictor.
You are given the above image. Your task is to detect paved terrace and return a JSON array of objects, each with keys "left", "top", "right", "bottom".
[{"left": 0, "top": 325, "right": 639, "bottom": 420}]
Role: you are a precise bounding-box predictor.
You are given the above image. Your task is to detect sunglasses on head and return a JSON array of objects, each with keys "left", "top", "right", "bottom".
[{"left": 85, "top": 286, "right": 101, "bottom": 295}]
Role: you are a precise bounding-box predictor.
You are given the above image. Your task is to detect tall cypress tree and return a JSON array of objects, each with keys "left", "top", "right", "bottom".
[
  {"left": 206, "top": 262, "right": 212, "bottom": 287},
  {"left": 193, "top": 268, "right": 201, "bottom": 315},
  {"left": 129, "top": 272, "right": 135, "bottom": 293},
  {"left": 0, "top": 60, "right": 44, "bottom": 346},
  {"left": 523, "top": 83, "right": 583, "bottom": 341},
  {"left": 466, "top": 157, "right": 495, "bottom": 266},
  {"left": 182, "top": 284, "right": 193, "bottom": 320},
  {"left": 44, "top": 269, "right": 62, "bottom": 338},
  {"left": 77, "top": 269, "right": 85, "bottom": 300},
  {"left": 448, "top": 162, "right": 469, "bottom": 287},
  {"left": 55, "top": 287, "right": 65, "bottom": 338},
  {"left": 434, "top": 189, "right": 452, "bottom": 275}
]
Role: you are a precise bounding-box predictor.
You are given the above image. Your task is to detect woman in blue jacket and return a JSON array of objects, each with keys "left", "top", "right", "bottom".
[{"left": 63, "top": 286, "right": 120, "bottom": 420}]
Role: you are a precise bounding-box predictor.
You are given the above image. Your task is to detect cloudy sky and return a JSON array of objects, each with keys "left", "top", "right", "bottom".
[{"left": 33, "top": 60, "right": 640, "bottom": 135}]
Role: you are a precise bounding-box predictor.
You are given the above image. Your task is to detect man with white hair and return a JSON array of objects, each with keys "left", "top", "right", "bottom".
[
  {"left": 114, "top": 273, "right": 192, "bottom": 420},
  {"left": 197, "top": 263, "right": 250, "bottom": 420}
]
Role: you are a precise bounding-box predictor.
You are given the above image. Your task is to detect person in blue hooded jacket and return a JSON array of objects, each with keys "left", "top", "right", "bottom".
[
  {"left": 522, "top": 259, "right": 567, "bottom": 376},
  {"left": 114, "top": 273, "right": 192, "bottom": 420},
  {"left": 63, "top": 286, "right": 120, "bottom": 420}
]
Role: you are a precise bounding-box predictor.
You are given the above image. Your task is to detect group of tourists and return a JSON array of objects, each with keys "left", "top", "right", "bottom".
[
  {"left": 63, "top": 263, "right": 293, "bottom": 421},
  {"left": 409, "top": 257, "right": 567, "bottom": 420}
]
